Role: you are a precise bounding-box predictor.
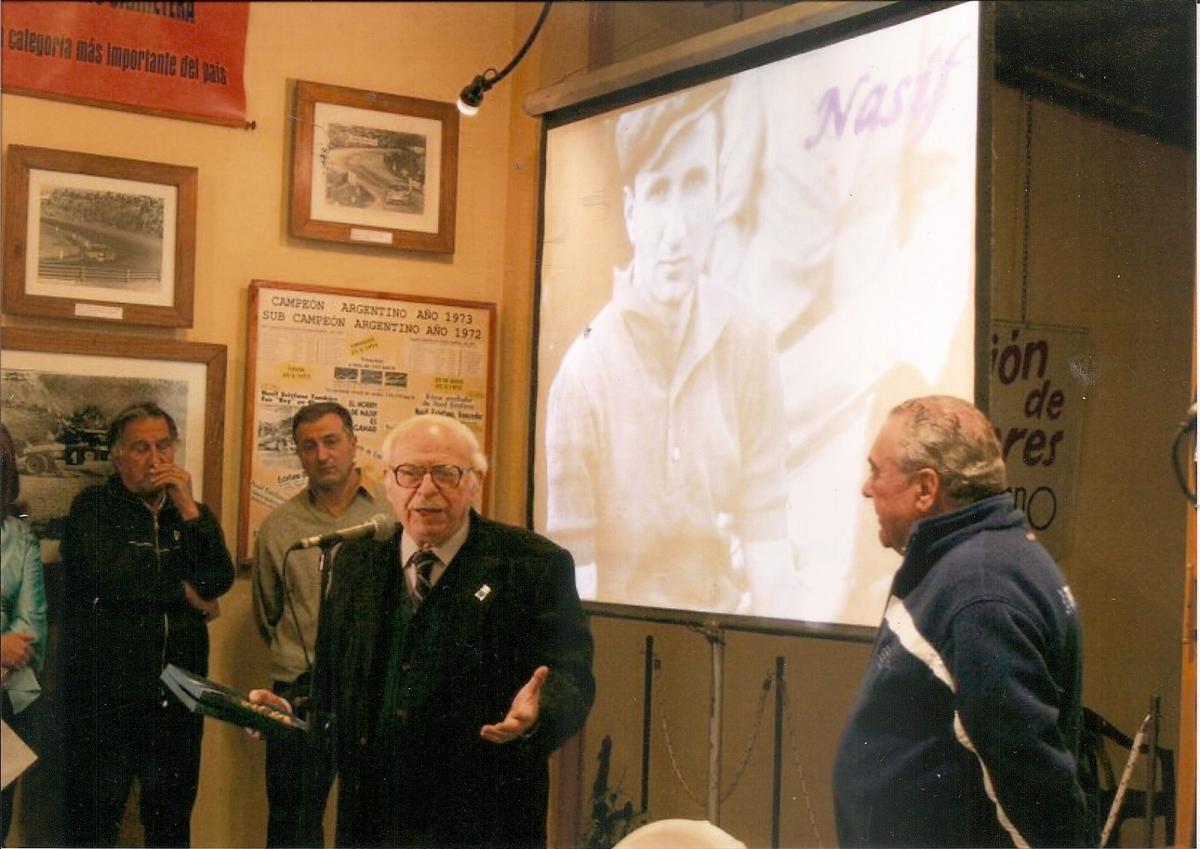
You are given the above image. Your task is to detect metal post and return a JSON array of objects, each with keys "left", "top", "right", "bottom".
[
  {"left": 641, "top": 635, "right": 654, "bottom": 813},
  {"left": 705, "top": 622, "right": 724, "bottom": 825},
  {"left": 1145, "top": 693, "right": 1161, "bottom": 847},
  {"left": 771, "top": 656, "right": 785, "bottom": 849}
]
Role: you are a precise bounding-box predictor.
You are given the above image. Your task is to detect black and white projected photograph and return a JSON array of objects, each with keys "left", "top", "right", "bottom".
[{"left": 534, "top": 3, "right": 981, "bottom": 628}]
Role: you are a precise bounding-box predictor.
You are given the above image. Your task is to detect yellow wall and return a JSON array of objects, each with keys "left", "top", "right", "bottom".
[
  {"left": 2, "top": 3, "right": 1194, "bottom": 848},
  {"left": 991, "top": 86, "right": 1194, "bottom": 829},
  {"left": 2, "top": 3, "right": 547, "bottom": 846}
]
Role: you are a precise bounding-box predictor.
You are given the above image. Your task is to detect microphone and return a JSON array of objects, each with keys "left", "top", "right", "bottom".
[{"left": 288, "top": 513, "right": 397, "bottom": 550}]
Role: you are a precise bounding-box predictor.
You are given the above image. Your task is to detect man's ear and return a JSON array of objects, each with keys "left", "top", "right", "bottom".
[
  {"left": 913, "top": 467, "right": 941, "bottom": 514},
  {"left": 470, "top": 470, "right": 485, "bottom": 511}
]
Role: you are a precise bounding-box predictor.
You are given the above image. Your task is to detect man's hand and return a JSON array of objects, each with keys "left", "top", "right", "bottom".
[
  {"left": 182, "top": 580, "right": 221, "bottom": 622},
  {"left": 151, "top": 461, "right": 200, "bottom": 520},
  {"left": 480, "top": 666, "right": 548, "bottom": 745},
  {"left": 0, "top": 632, "right": 36, "bottom": 669},
  {"left": 245, "top": 689, "right": 293, "bottom": 740}
]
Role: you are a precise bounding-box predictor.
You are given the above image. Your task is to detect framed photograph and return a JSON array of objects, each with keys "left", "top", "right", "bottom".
[
  {"left": 0, "top": 328, "right": 226, "bottom": 560},
  {"left": 238, "top": 280, "right": 494, "bottom": 563},
  {"left": 3, "top": 145, "right": 197, "bottom": 327},
  {"left": 289, "top": 80, "right": 459, "bottom": 253}
]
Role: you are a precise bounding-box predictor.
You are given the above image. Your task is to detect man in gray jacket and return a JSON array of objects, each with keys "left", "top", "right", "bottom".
[{"left": 252, "top": 401, "right": 387, "bottom": 847}]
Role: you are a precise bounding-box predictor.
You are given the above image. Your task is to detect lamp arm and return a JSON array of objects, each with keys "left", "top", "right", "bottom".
[{"left": 487, "top": 1, "right": 553, "bottom": 90}]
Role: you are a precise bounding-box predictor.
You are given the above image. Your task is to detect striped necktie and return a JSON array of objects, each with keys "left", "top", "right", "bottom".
[{"left": 407, "top": 549, "right": 439, "bottom": 606}]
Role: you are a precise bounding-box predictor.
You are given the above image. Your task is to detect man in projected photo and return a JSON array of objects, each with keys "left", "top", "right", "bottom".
[
  {"left": 545, "top": 82, "right": 794, "bottom": 616},
  {"left": 833, "top": 396, "right": 1094, "bottom": 847}
]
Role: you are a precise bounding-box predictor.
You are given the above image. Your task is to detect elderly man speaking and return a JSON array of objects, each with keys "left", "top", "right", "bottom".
[
  {"left": 833, "top": 395, "right": 1095, "bottom": 848},
  {"left": 253, "top": 413, "right": 594, "bottom": 848}
]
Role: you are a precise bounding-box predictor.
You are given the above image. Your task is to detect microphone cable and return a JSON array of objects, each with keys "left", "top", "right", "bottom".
[{"left": 280, "top": 546, "right": 314, "bottom": 677}]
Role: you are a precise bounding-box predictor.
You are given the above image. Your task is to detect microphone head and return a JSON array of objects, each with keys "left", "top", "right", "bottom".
[{"left": 369, "top": 512, "right": 398, "bottom": 541}]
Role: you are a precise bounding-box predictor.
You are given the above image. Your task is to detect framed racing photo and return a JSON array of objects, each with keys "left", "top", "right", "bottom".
[
  {"left": 288, "top": 80, "right": 459, "bottom": 253},
  {"left": 2, "top": 145, "right": 197, "bottom": 327},
  {"left": 0, "top": 327, "right": 226, "bottom": 560}
]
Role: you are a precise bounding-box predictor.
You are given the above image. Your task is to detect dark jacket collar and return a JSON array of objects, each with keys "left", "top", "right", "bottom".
[{"left": 891, "top": 493, "right": 1022, "bottom": 598}]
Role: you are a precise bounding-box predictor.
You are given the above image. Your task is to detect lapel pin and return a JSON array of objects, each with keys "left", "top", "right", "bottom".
[{"left": 475, "top": 584, "right": 492, "bottom": 602}]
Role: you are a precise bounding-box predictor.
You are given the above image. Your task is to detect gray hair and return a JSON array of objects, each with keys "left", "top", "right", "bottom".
[
  {"left": 889, "top": 395, "right": 1006, "bottom": 507},
  {"left": 107, "top": 402, "right": 178, "bottom": 454},
  {"left": 381, "top": 414, "right": 488, "bottom": 476}
]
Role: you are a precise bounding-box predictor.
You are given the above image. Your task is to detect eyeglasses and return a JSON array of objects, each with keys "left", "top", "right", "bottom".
[{"left": 391, "top": 463, "right": 472, "bottom": 489}]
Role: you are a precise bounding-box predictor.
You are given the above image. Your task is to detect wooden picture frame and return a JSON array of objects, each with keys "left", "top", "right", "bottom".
[
  {"left": 289, "top": 80, "right": 459, "bottom": 253},
  {"left": 238, "top": 280, "right": 494, "bottom": 563},
  {"left": 3, "top": 145, "right": 197, "bottom": 327},
  {"left": 0, "top": 328, "right": 227, "bottom": 556}
]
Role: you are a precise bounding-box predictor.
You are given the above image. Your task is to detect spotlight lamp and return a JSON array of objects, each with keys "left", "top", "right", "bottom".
[
  {"left": 456, "top": 1, "right": 552, "bottom": 117},
  {"left": 457, "top": 73, "right": 492, "bottom": 117}
]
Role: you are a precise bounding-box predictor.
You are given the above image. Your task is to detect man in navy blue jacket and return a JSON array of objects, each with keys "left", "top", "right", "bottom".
[{"left": 833, "top": 395, "right": 1095, "bottom": 848}]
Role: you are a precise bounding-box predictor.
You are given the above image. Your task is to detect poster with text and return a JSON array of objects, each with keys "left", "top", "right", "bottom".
[
  {"left": 988, "top": 321, "right": 1089, "bottom": 560},
  {"left": 1, "top": 2, "right": 248, "bottom": 127},
  {"left": 239, "top": 281, "right": 494, "bottom": 562}
]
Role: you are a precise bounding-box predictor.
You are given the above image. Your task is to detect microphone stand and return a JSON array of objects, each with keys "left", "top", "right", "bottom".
[
  {"left": 305, "top": 540, "right": 336, "bottom": 713},
  {"left": 296, "top": 539, "right": 339, "bottom": 842}
]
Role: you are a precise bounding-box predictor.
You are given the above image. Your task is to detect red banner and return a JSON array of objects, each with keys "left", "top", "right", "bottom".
[{"left": 1, "top": 2, "right": 248, "bottom": 127}]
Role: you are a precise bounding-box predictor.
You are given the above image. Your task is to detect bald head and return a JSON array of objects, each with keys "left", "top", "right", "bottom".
[
  {"left": 382, "top": 414, "right": 487, "bottom": 547},
  {"left": 382, "top": 414, "right": 488, "bottom": 476}
]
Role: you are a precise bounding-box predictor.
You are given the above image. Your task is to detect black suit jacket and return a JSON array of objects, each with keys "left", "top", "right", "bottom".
[{"left": 309, "top": 511, "right": 594, "bottom": 848}]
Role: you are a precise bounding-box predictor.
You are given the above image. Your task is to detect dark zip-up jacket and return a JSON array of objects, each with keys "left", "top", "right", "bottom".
[
  {"left": 60, "top": 475, "right": 234, "bottom": 717},
  {"left": 833, "top": 494, "right": 1095, "bottom": 848}
]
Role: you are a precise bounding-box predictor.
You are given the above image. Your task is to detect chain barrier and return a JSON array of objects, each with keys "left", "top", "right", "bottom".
[
  {"left": 780, "top": 677, "right": 825, "bottom": 848},
  {"left": 655, "top": 658, "right": 775, "bottom": 807},
  {"left": 649, "top": 646, "right": 827, "bottom": 847}
]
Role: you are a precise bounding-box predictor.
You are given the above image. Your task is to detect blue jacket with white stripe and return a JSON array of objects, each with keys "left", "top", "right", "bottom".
[{"left": 833, "top": 494, "right": 1096, "bottom": 848}]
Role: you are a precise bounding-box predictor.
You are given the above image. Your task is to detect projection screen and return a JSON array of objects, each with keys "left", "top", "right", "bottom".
[{"left": 532, "top": 2, "right": 983, "bottom": 629}]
